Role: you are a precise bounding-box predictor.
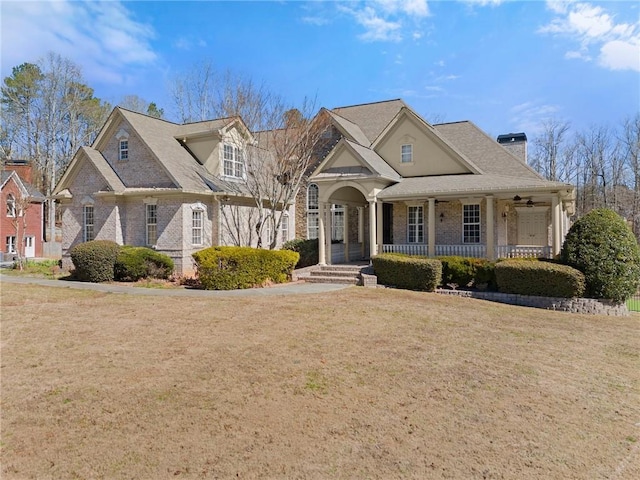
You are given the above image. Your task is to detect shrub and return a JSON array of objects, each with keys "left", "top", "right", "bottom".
[
  {"left": 282, "top": 238, "right": 318, "bottom": 268},
  {"left": 439, "top": 256, "right": 496, "bottom": 290},
  {"left": 495, "top": 259, "right": 585, "bottom": 298},
  {"left": 560, "top": 208, "right": 640, "bottom": 302},
  {"left": 70, "top": 240, "right": 121, "bottom": 283},
  {"left": 114, "top": 246, "right": 174, "bottom": 282},
  {"left": 192, "top": 246, "right": 299, "bottom": 290},
  {"left": 372, "top": 253, "right": 442, "bottom": 292}
]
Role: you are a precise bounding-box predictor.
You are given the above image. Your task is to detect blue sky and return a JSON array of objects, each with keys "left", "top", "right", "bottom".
[{"left": 2, "top": 0, "right": 639, "bottom": 138}]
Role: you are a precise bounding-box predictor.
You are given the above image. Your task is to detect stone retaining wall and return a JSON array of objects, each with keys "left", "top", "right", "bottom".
[{"left": 435, "top": 289, "right": 629, "bottom": 316}]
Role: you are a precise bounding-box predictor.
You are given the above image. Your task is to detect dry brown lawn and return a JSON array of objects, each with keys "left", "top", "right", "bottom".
[{"left": 1, "top": 282, "right": 639, "bottom": 479}]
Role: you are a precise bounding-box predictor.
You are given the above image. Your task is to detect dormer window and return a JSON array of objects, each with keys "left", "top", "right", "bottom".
[
  {"left": 401, "top": 144, "right": 413, "bottom": 163},
  {"left": 223, "top": 144, "right": 244, "bottom": 178},
  {"left": 119, "top": 139, "right": 129, "bottom": 160}
]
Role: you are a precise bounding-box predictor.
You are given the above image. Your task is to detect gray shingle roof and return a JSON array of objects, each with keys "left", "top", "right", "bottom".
[
  {"left": 378, "top": 174, "right": 572, "bottom": 199},
  {"left": 433, "top": 121, "right": 542, "bottom": 179},
  {"left": 325, "top": 110, "right": 371, "bottom": 146},
  {"left": 343, "top": 139, "right": 401, "bottom": 180},
  {"left": 332, "top": 99, "right": 407, "bottom": 145}
]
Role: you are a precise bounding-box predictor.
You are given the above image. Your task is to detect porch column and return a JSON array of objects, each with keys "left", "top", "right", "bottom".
[
  {"left": 552, "top": 194, "right": 561, "bottom": 256},
  {"left": 428, "top": 198, "right": 436, "bottom": 257},
  {"left": 318, "top": 202, "right": 326, "bottom": 265},
  {"left": 357, "top": 206, "right": 365, "bottom": 258},
  {"left": 369, "top": 200, "right": 377, "bottom": 260},
  {"left": 344, "top": 206, "right": 350, "bottom": 263},
  {"left": 325, "top": 203, "right": 332, "bottom": 265},
  {"left": 376, "top": 200, "right": 383, "bottom": 252},
  {"left": 486, "top": 195, "right": 495, "bottom": 260}
]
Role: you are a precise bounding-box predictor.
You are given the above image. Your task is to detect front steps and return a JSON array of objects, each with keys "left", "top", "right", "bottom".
[{"left": 295, "top": 264, "right": 377, "bottom": 287}]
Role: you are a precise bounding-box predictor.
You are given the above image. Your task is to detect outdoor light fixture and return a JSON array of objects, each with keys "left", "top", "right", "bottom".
[
  {"left": 513, "top": 195, "right": 522, "bottom": 201},
  {"left": 527, "top": 199, "right": 534, "bottom": 207},
  {"left": 440, "top": 213, "right": 445, "bottom": 222}
]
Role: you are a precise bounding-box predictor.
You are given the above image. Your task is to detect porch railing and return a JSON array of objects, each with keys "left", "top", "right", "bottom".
[
  {"left": 496, "top": 245, "right": 552, "bottom": 259},
  {"left": 381, "top": 244, "right": 552, "bottom": 259}
]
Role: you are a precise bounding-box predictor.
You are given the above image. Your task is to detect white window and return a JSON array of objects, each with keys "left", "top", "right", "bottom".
[
  {"left": 463, "top": 204, "right": 481, "bottom": 244},
  {"left": 146, "top": 204, "right": 157, "bottom": 245},
  {"left": 6, "top": 194, "right": 15, "bottom": 217},
  {"left": 331, "top": 204, "right": 344, "bottom": 242},
  {"left": 408, "top": 205, "right": 424, "bottom": 243},
  {"left": 401, "top": 144, "right": 413, "bottom": 163},
  {"left": 192, "top": 210, "right": 203, "bottom": 245},
  {"left": 119, "top": 139, "right": 129, "bottom": 160},
  {"left": 307, "top": 183, "right": 319, "bottom": 239},
  {"left": 223, "top": 144, "right": 244, "bottom": 178},
  {"left": 281, "top": 213, "right": 289, "bottom": 243},
  {"left": 5, "top": 236, "right": 16, "bottom": 254},
  {"left": 83, "top": 205, "right": 94, "bottom": 242}
]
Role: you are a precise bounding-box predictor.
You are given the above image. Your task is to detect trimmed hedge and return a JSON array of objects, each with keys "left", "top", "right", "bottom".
[
  {"left": 495, "top": 259, "right": 585, "bottom": 298},
  {"left": 114, "top": 246, "right": 174, "bottom": 282},
  {"left": 561, "top": 208, "right": 640, "bottom": 302},
  {"left": 439, "top": 256, "right": 496, "bottom": 290},
  {"left": 282, "top": 238, "right": 318, "bottom": 268},
  {"left": 192, "top": 246, "right": 299, "bottom": 290},
  {"left": 70, "top": 240, "right": 121, "bottom": 283},
  {"left": 372, "top": 253, "right": 442, "bottom": 291}
]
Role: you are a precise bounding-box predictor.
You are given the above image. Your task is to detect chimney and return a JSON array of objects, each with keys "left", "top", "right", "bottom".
[
  {"left": 497, "top": 132, "right": 527, "bottom": 164},
  {"left": 2, "top": 159, "right": 33, "bottom": 184}
]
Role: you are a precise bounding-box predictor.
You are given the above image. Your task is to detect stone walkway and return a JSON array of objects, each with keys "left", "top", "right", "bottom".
[{"left": 0, "top": 274, "right": 351, "bottom": 297}]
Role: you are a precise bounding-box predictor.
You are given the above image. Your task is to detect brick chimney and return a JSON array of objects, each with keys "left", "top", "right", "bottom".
[
  {"left": 2, "top": 159, "right": 33, "bottom": 184},
  {"left": 497, "top": 133, "right": 527, "bottom": 164}
]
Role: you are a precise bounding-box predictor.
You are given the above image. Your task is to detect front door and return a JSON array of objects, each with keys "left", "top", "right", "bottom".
[
  {"left": 24, "top": 236, "right": 35, "bottom": 257},
  {"left": 517, "top": 211, "right": 547, "bottom": 245}
]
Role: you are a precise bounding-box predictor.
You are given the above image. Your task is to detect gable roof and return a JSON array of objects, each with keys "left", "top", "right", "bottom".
[
  {"left": 1, "top": 170, "right": 45, "bottom": 201},
  {"left": 331, "top": 99, "right": 407, "bottom": 145},
  {"left": 312, "top": 138, "right": 401, "bottom": 182}
]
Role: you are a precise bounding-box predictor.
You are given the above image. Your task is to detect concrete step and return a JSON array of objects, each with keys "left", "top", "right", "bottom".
[
  {"left": 304, "top": 275, "right": 359, "bottom": 285},
  {"left": 310, "top": 269, "right": 360, "bottom": 278}
]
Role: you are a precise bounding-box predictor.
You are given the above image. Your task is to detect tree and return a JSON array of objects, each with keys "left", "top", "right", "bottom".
[
  {"left": 7, "top": 183, "right": 34, "bottom": 271},
  {"left": 530, "top": 118, "right": 571, "bottom": 182},
  {"left": 561, "top": 208, "right": 640, "bottom": 302},
  {"left": 1, "top": 62, "right": 44, "bottom": 162},
  {"left": 118, "top": 95, "right": 164, "bottom": 118},
  {"left": 171, "top": 63, "right": 330, "bottom": 249},
  {"left": 1, "top": 52, "right": 110, "bottom": 241}
]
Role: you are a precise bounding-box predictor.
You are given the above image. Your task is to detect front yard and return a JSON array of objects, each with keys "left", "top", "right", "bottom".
[{"left": 1, "top": 283, "right": 638, "bottom": 479}]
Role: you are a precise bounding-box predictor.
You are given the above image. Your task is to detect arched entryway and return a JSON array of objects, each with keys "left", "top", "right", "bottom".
[{"left": 316, "top": 182, "right": 376, "bottom": 265}]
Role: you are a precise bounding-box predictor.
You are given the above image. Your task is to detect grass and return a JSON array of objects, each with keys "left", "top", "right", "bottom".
[
  {"left": 1, "top": 283, "right": 639, "bottom": 479},
  {"left": 2, "top": 259, "right": 65, "bottom": 279},
  {"left": 627, "top": 295, "right": 640, "bottom": 312}
]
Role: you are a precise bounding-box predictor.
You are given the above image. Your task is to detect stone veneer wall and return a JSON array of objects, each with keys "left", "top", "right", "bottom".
[{"left": 436, "top": 289, "right": 629, "bottom": 316}]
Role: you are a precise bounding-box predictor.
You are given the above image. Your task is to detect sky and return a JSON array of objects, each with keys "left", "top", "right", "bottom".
[{"left": 1, "top": 0, "right": 639, "bottom": 139}]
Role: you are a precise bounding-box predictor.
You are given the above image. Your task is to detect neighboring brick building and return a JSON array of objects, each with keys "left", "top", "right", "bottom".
[{"left": 1, "top": 160, "right": 45, "bottom": 260}]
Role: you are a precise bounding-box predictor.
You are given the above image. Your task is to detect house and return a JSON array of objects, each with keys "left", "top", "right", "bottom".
[
  {"left": 53, "top": 100, "right": 575, "bottom": 275},
  {"left": 1, "top": 160, "right": 46, "bottom": 260},
  {"left": 53, "top": 107, "right": 295, "bottom": 275},
  {"left": 302, "top": 99, "right": 575, "bottom": 264}
]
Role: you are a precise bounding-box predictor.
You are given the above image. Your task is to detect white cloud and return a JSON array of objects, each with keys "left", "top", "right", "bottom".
[
  {"left": 510, "top": 101, "right": 562, "bottom": 134},
  {"left": 539, "top": 1, "right": 640, "bottom": 72},
  {"left": 600, "top": 39, "right": 640, "bottom": 71},
  {"left": 337, "top": 0, "right": 429, "bottom": 43},
  {"left": 1, "top": 1, "right": 158, "bottom": 86},
  {"left": 461, "top": 0, "right": 505, "bottom": 7}
]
